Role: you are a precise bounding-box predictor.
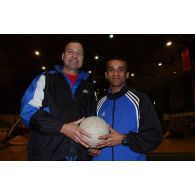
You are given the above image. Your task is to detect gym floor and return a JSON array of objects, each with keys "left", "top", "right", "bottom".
[{"left": 1, "top": 137, "right": 195, "bottom": 161}]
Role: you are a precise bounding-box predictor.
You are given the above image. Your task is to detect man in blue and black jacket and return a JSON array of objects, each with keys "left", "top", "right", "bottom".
[
  {"left": 88, "top": 57, "right": 163, "bottom": 161},
  {"left": 20, "top": 41, "right": 97, "bottom": 160}
]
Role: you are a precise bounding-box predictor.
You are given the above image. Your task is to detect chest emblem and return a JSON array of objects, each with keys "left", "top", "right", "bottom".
[
  {"left": 82, "top": 89, "right": 89, "bottom": 94},
  {"left": 101, "top": 111, "right": 106, "bottom": 117}
]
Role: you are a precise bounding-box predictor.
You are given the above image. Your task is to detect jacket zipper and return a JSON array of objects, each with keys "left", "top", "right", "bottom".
[
  {"left": 69, "top": 89, "right": 76, "bottom": 161},
  {"left": 111, "top": 99, "right": 116, "bottom": 161},
  {"left": 70, "top": 92, "right": 76, "bottom": 160}
]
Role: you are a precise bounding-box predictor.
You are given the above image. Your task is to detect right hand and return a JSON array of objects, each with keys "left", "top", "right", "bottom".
[
  {"left": 60, "top": 118, "right": 92, "bottom": 148},
  {"left": 88, "top": 148, "right": 101, "bottom": 157}
]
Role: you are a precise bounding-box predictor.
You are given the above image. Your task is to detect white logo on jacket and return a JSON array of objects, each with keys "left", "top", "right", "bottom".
[
  {"left": 82, "top": 89, "right": 89, "bottom": 94},
  {"left": 101, "top": 111, "right": 106, "bottom": 117}
]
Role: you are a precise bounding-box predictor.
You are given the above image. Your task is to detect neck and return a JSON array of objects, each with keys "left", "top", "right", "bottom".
[
  {"left": 63, "top": 67, "right": 78, "bottom": 76},
  {"left": 110, "top": 84, "right": 126, "bottom": 94}
]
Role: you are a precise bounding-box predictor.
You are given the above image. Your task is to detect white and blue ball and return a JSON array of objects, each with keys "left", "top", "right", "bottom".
[{"left": 79, "top": 116, "right": 109, "bottom": 148}]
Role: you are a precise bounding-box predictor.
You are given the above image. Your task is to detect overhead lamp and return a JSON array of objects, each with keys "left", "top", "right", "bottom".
[
  {"left": 158, "top": 62, "right": 162, "bottom": 66},
  {"left": 41, "top": 66, "right": 46, "bottom": 70},
  {"left": 95, "top": 55, "right": 99, "bottom": 60},
  {"left": 109, "top": 34, "right": 114, "bottom": 39},
  {"left": 166, "top": 41, "right": 172, "bottom": 46},
  {"left": 131, "top": 73, "right": 135, "bottom": 77},
  {"left": 35, "top": 50, "right": 40, "bottom": 56}
]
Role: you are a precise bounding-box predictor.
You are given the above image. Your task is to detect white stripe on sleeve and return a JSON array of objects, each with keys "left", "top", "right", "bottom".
[{"left": 29, "top": 75, "right": 46, "bottom": 108}]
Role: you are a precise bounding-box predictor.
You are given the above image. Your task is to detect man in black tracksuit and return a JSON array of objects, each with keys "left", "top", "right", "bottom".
[{"left": 20, "top": 41, "right": 97, "bottom": 160}]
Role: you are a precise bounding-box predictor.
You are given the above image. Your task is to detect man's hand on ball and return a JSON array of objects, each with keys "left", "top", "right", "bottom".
[
  {"left": 96, "top": 125, "right": 123, "bottom": 148},
  {"left": 88, "top": 148, "right": 101, "bottom": 156},
  {"left": 60, "top": 118, "right": 92, "bottom": 148}
]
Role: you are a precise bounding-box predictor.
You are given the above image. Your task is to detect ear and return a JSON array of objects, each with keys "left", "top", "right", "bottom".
[
  {"left": 126, "top": 72, "right": 129, "bottom": 79},
  {"left": 105, "top": 72, "right": 108, "bottom": 80},
  {"left": 61, "top": 52, "right": 64, "bottom": 61}
]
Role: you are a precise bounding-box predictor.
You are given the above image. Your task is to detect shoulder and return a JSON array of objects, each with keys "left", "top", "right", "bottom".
[
  {"left": 46, "top": 69, "right": 61, "bottom": 77},
  {"left": 29, "top": 73, "right": 46, "bottom": 87},
  {"left": 97, "top": 95, "right": 107, "bottom": 107},
  {"left": 124, "top": 88, "right": 154, "bottom": 111},
  {"left": 126, "top": 88, "right": 150, "bottom": 102},
  {"left": 44, "top": 70, "right": 63, "bottom": 83},
  {"left": 81, "top": 76, "right": 95, "bottom": 91}
]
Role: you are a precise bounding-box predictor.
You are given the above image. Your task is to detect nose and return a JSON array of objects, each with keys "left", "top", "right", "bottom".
[
  {"left": 113, "top": 69, "right": 119, "bottom": 75},
  {"left": 72, "top": 52, "right": 77, "bottom": 58}
]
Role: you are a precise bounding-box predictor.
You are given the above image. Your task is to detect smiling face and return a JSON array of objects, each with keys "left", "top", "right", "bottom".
[
  {"left": 105, "top": 59, "right": 129, "bottom": 93},
  {"left": 62, "top": 42, "right": 84, "bottom": 75}
]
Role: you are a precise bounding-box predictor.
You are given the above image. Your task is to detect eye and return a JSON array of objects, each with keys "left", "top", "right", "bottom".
[
  {"left": 119, "top": 68, "right": 126, "bottom": 72},
  {"left": 107, "top": 68, "right": 114, "bottom": 72},
  {"left": 66, "top": 49, "right": 74, "bottom": 55},
  {"left": 77, "top": 52, "right": 83, "bottom": 56}
]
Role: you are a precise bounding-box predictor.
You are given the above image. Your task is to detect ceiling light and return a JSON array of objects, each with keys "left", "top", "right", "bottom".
[
  {"left": 88, "top": 70, "right": 92, "bottom": 74},
  {"left": 95, "top": 56, "right": 99, "bottom": 60},
  {"left": 109, "top": 34, "right": 114, "bottom": 39},
  {"left": 166, "top": 41, "right": 172, "bottom": 46},
  {"left": 131, "top": 73, "right": 135, "bottom": 77},
  {"left": 158, "top": 62, "right": 162, "bottom": 66},
  {"left": 41, "top": 66, "right": 46, "bottom": 70},
  {"left": 35, "top": 50, "right": 40, "bottom": 56}
]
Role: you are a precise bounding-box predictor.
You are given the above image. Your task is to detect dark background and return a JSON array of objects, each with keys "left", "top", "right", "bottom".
[{"left": 0, "top": 34, "right": 195, "bottom": 117}]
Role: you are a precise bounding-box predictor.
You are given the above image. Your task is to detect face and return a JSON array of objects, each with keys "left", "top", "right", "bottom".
[
  {"left": 105, "top": 59, "right": 129, "bottom": 92},
  {"left": 62, "top": 42, "right": 84, "bottom": 72}
]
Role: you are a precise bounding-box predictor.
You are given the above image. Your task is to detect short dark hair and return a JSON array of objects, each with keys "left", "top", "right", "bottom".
[
  {"left": 64, "top": 40, "right": 84, "bottom": 52},
  {"left": 106, "top": 56, "right": 129, "bottom": 72}
]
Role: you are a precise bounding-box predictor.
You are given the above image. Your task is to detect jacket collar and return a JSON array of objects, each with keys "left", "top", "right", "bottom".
[
  {"left": 107, "top": 84, "right": 129, "bottom": 100},
  {"left": 54, "top": 65, "right": 89, "bottom": 81}
]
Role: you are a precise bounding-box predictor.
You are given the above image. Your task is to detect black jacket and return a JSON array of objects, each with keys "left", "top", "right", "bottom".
[{"left": 20, "top": 66, "right": 97, "bottom": 160}]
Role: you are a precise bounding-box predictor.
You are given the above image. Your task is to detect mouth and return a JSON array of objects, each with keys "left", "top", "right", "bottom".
[
  {"left": 70, "top": 60, "right": 78, "bottom": 64},
  {"left": 113, "top": 77, "right": 119, "bottom": 80}
]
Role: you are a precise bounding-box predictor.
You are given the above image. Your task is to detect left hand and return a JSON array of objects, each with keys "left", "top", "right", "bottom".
[{"left": 96, "top": 125, "right": 124, "bottom": 148}]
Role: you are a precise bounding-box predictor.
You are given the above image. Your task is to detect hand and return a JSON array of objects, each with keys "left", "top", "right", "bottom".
[
  {"left": 60, "top": 118, "right": 92, "bottom": 148},
  {"left": 96, "top": 125, "right": 124, "bottom": 148},
  {"left": 88, "top": 148, "right": 101, "bottom": 157}
]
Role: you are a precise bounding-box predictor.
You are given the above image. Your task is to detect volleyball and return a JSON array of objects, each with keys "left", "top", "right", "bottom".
[{"left": 79, "top": 116, "right": 109, "bottom": 148}]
